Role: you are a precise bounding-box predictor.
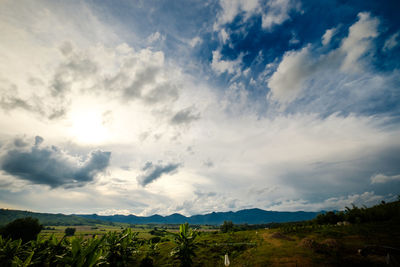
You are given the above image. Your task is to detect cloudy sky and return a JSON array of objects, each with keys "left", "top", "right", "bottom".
[{"left": 0, "top": 0, "right": 399, "bottom": 216}]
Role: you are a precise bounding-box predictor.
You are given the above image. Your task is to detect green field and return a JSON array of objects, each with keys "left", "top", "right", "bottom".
[
  {"left": 1, "top": 200, "right": 400, "bottom": 266},
  {"left": 31, "top": 220, "right": 400, "bottom": 266}
]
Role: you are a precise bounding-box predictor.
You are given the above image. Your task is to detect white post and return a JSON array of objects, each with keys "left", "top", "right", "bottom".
[{"left": 224, "top": 254, "right": 230, "bottom": 266}]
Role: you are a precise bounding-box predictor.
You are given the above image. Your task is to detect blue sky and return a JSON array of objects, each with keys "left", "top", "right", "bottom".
[{"left": 0, "top": 0, "right": 399, "bottom": 216}]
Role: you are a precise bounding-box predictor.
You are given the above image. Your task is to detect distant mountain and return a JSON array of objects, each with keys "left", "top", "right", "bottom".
[
  {"left": 78, "top": 208, "right": 320, "bottom": 225},
  {"left": 0, "top": 209, "right": 112, "bottom": 226},
  {"left": 0, "top": 208, "right": 321, "bottom": 226}
]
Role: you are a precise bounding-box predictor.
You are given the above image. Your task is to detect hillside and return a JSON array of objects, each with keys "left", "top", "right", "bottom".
[
  {"left": 77, "top": 208, "right": 320, "bottom": 225},
  {"left": 0, "top": 208, "right": 319, "bottom": 226},
  {"left": 0, "top": 209, "right": 111, "bottom": 226}
]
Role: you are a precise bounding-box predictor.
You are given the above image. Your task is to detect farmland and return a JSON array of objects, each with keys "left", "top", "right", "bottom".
[{"left": 1, "top": 200, "right": 400, "bottom": 266}]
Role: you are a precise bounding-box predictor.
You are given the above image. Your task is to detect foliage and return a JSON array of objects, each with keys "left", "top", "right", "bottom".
[
  {"left": 65, "top": 227, "right": 76, "bottom": 236},
  {"left": 0, "top": 217, "right": 42, "bottom": 243},
  {"left": 314, "top": 199, "right": 400, "bottom": 225},
  {"left": 220, "top": 221, "right": 234, "bottom": 233},
  {"left": 0, "top": 209, "right": 109, "bottom": 226},
  {"left": 171, "top": 223, "right": 197, "bottom": 267},
  {"left": 103, "top": 228, "right": 140, "bottom": 267},
  {"left": 62, "top": 236, "right": 106, "bottom": 267},
  {"left": 1, "top": 199, "right": 399, "bottom": 266}
]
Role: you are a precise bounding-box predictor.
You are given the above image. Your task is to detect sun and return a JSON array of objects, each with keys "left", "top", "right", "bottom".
[{"left": 69, "top": 111, "right": 109, "bottom": 144}]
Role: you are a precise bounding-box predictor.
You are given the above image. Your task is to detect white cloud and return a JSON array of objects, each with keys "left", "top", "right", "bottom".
[
  {"left": 322, "top": 27, "right": 336, "bottom": 46},
  {"left": 220, "top": 28, "right": 229, "bottom": 44},
  {"left": 383, "top": 31, "right": 399, "bottom": 51},
  {"left": 189, "top": 36, "right": 202, "bottom": 47},
  {"left": 146, "top": 31, "right": 165, "bottom": 44},
  {"left": 267, "top": 45, "right": 315, "bottom": 103},
  {"left": 0, "top": 2, "right": 399, "bottom": 217},
  {"left": 211, "top": 50, "right": 242, "bottom": 75},
  {"left": 268, "top": 12, "right": 381, "bottom": 104},
  {"left": 268, "top": 192, "right": 390, "bottom": 212},
  {"left": 371, "top": 173, "right": 400, "bottom": 184},
  {"left": 340, "top": 12, "right": 379, "bottom": 72},
  {"left": 262, "top": 0, "right": 299, "bottom": 30},
  {"left": 214, "top": 0, "right": 260, "bottom": 30}
]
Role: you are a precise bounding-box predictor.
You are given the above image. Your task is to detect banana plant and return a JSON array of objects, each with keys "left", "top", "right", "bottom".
[
  {"left": 103, "top": 228, "right": 140, "bottom": 267},
  {"left": 171, "top": 223, "right": 198, "bottom": 267},
  {"left": 61, "top": 236, "right": 106, "bottom": 267},
  {"left": 0, "top": 236, "right": 24, "bottom": 266}
]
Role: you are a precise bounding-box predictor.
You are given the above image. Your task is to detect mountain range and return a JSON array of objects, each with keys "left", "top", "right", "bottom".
[
  {"left": 77, "top": 209, "right": 320, "bottom": 225},
  {"left": 1, "top": 208, "right": 321, "bottom": 226}
]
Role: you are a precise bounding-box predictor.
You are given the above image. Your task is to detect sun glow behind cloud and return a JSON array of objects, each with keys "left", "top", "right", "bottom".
[{"left": 69, "top": 110, "right": 110, "bottom": 144}]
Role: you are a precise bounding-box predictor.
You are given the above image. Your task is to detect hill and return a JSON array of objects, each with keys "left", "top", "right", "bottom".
[
  {"left": 77, "top": 208, "right": 320, "bottom": 225},
  {"left": 0, "top": 209, "right": 111, "bottom": 226},
  {"left": 0, "top": 208, "right": 320, "bottom": 226}
]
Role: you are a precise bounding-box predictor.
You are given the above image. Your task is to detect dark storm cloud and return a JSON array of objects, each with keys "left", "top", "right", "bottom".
[
  {"left": 0, "top": 136, "right": 111, "bottom": 188},
  {"left": 137, "top": 161, "right": 180, "bottom": 187},
  {"left": 170, "top": 107, "right": 200, "bottom": 125}
]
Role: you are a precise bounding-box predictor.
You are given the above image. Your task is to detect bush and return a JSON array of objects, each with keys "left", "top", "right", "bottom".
[
  {"left": 220, "top": 221, "right": 234, "bottom": 233},
  {"left": 0, "top": 217, "right": 42, "bottom": 242},
  {"left": 64, "top": 227, "right": 76, "bottom": 236}
]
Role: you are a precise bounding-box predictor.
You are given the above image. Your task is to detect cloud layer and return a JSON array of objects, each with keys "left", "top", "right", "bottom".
[{"left": 0, "top": 0, "right": 399, "bottom": 216}]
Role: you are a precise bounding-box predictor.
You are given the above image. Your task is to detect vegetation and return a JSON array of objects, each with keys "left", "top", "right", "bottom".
[
  {"left": 0, "top": 217, "right": 42, "bottom": 243},
  {"left": 64, "top": 227, "right": 76, "bottom": 236},
  {"left": 0, "top": 209, "right": 110, "bottom": 226},
  {"left": 0, "top": 199, "right": 399, "bottom": 266},
  {"left": 220, "top": 220, "right": 234, "bottom": 233},
  {"left": 314, "top": 199, "right": 400, "bottom": 225},
  {"left": 171, "top": 223, "right": 198, "bottom": 267}
]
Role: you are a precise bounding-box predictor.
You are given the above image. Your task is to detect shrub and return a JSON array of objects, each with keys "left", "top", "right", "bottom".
[
  {"left": 0, "top": 217, "right": 42, "bottom": 242},
  {"left": 64, "top": 227, "right": 76, "bottom": 236},
  {"left": 220, "top": 221, "right": 234, "bottom": 233}
]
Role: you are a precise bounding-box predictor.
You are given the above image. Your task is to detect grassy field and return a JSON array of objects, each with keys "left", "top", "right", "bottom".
[{"left": 36, "top": 220, "right": 400, "bottom": 266}]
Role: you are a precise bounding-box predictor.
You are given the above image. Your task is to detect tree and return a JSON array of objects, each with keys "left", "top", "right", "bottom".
[
  {"left": 0, "top": 217, "right": 42, "bottom": 242},
  {"left": 64, "top": 227, "right": 76, "bottom": 236},
  {"left": 103, "top": 228, "right": 140, "bottom": 266},
  {"left": 220, "top": 221, "right": 234, "bottom": 233},
  {"left": 171, "top": 223, "right": 197, "bottom": 267}
]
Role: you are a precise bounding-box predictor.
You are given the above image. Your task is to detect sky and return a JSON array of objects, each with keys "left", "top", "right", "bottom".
[{"left": 0, "top": 0, "right": 399, "bottom": 216}]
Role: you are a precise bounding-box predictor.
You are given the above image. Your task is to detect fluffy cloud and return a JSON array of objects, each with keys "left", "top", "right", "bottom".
[
  {"left": 137, "top": 162, "right": 181, "bottom": 187},
  {"left": 371, "top": 173, "right": 400, "bottom": 184},
  {"left": 0, "top": 80, "right": 66, "bottom": 120},
  {"left": 0, "top": 137, "right": 111, "bottom": 188},
  {"left": 262, "top": 0, "right": 300, "bottom": 30},
  {"left": 211, "top": 50, "right": 243, "bottom": 75},
  {"left": 170, "top": 107, "right": 200, "bottom": 125},
  {"left": 268, "top": 192, "right": 391, "bottom": 212},
  {"left": 268, "top": 12, "right": 381, "bottom": 104},
  {"left": 267, "top": 45, "right": 315, "bottom": 103},
  {"left": 0, "top": 1, "right": 399, "bottom": 217},
  {"left": 214, "top": 0, "right": 260, "bottom": 30},
  {"left": 339, "top": 12, "right": 379, "bottom": 72},
  {"left": 322, "top": 27, "right": 337, "bottom": 46}
]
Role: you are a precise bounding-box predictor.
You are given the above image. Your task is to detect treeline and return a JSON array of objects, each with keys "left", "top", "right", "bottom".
[
  {"left": 219, "top": 220, "right": 275, "bottom": 233},
  {"left": 314, "top": 199, "right": 400, "bottom": 225},
  {"left": 0, "top": 209, "right": 110, "bottom": 226},
  {"left": 218, "top": 199, "right": 400, "bottom": 234}
]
